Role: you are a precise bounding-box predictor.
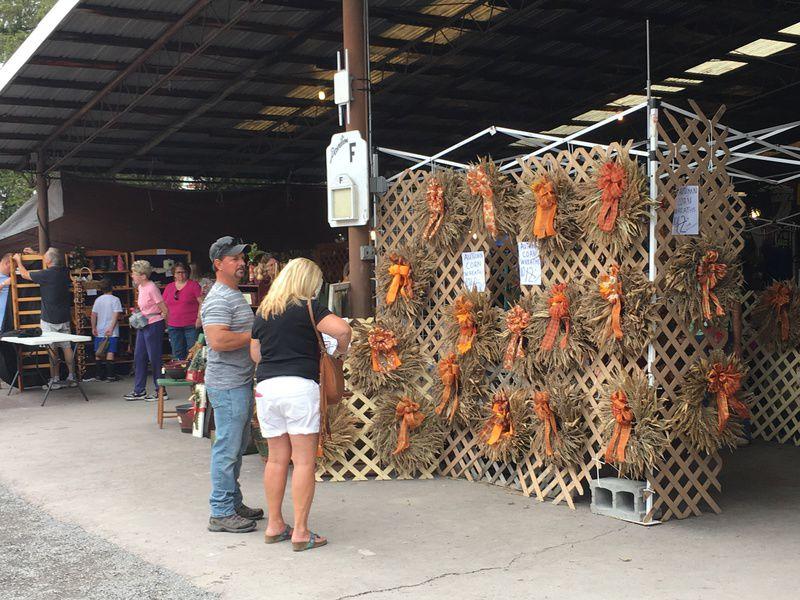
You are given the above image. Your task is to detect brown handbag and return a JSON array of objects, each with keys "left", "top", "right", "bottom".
[{"left": 307, "top": 300, "right": 345, "bottom": 406}]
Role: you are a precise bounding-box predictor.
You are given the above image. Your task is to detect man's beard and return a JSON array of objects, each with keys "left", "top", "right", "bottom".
[{"left": 234, "top": 267, "right": 245, "bottom": 281}]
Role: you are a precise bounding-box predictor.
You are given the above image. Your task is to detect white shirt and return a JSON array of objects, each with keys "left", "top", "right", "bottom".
[{"left": 92, "top": 293, "right": 123, "bottom": 338}]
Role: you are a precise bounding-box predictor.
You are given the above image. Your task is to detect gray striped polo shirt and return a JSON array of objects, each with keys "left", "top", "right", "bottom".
[{"left": 201, "top": 282, "right": 255, "bottom": 390}]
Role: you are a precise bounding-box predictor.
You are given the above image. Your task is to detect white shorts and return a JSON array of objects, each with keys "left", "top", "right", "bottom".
[
  {"left": 255, "top": 376, "right": 320, "bottom": 438},
  {"left": 41, "top": 320, "right": 71, "bottom": 350}
]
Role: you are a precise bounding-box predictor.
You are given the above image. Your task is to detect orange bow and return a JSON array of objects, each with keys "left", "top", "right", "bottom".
[
  {"left": 707, "top": 362, "right": 749, "bottom": 434},
  {"left": 454, "top": 296, "right": 477, "bottom": 355},
  {"left": 369, "top": 327, "right": 402, "bottom": 373},
  {"left": 540, "top": 283, "right": 571, "bottom": 352},
  {"left": 503, "top": 305, "right": 530, "bottom": 370},
  {"left": 393, "top": 397, "right": 425, "bottom": 455},
  {"left": 533, "top": 391, "right": 559, "bottom": 456},
  {"left": 597, "top": 161, "right": 626, "bottom": 233},
  {"left": 598, "top": 265, "right": 624, "bottom": 341},
  {"left": 532, "top": 177, "right": 557, "bottom": 239},
  {"left": 423, "top": 178, "right": 445, "bottom": 240},
  {"left": 764, "top": 282, "right": 791, "bottom": 342},
  {"left": 435, "top": 353, "right": 460, "bottom": 423},
  {"left": 605, "top": 390, "right": 633, "bottom": 464},
  {"left": 480, "top": 391, "right": 514, "bottom": 446},
  {"left": 385, "top": 254, "right": 412, "bottom": 306},
  {"left": 696, "top": 250, "right": 728, "bottom": 321},
  {"left": 467, "top": 164, "right": 498, "bottom": 238}
]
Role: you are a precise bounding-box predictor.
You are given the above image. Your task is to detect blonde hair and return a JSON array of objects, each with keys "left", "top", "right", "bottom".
[
  {"left": 131, "top": 260, "right": 153, "bottom": 277},
  {"left": 257, "top": 258, "right": 323, "bottom": 319}
]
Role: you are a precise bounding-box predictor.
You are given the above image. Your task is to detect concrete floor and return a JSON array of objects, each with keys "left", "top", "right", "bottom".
[{"left": 1, "top": 378, "right": 798, "bottom": 600}]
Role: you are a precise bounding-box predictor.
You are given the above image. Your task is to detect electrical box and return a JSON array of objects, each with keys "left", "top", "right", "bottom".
[{"left": 326, "top": 131, "right": 370, "bottom": 227}]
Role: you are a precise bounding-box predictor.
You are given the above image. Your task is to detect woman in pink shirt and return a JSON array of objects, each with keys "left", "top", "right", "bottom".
[
  {"left": 125, "top": 260, "right": 168, "bottom": 401},
  {"left": 163, "top": 262, "right": 203, "bottom": 360}
]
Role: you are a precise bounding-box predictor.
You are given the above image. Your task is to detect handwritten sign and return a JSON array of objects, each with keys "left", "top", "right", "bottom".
[
  {"left": 461, "top": 251, "right": 486, "bottom": 292},
  {"left": 518, "top": 241, "right": 542, "bottom": 286},
  {"left": 86, "top": 288, "right": 98, "bottom": 297},
  {"left": 156, "top": 249, "right": 167, "bottom": 256},
  {"left": 672, "top": 185, "right": 699, "bottom": 235}
]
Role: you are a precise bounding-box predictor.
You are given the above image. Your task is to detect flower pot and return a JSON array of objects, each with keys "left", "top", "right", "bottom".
[{"left": 176, "top": 403, "right": 195, "bottom": 434}]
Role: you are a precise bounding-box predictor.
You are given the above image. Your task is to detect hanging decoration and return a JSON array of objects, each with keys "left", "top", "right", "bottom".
[
  {"left": 461, "top": 157, "right": 517, "bottom": 240},
  {"left": 600, "top": 372, "right": 669, "bottom": 479},
  {"left": 664, "top": 237, "right": 741, "bottom": 328},
  {"left": 528, "top": 282, "right": 592, "bottom": 371},
  {"left": 477, "top": 388, "right": 531, "bottom": 463},
  {"left": 751, "top": 280, "right": 800, "bottom": 352},
  {"left": 499, "top": 295, "right": 540, "bottom": 381},
  {"left": 503, "top": 304, "right": 531, "bottom": 370},
  {"left": 516, "top": 161, "right": 580, "bottom": 257},
  {"left": 376, "top": 243, "right": 435, "bottom": 320},
  {"left": 530, "top": 379, "right": 586, "bottom": 470},
  {"left": 671, "top": 351, "right": 751, "bottom": 454},
  {"left": 412, "top": 168, "right": 468, "bottom": 253},
  {"left": 372, "top": 389, "right": 445, "bottom": 477},
  {"left": 577, "top": 264, "right": 659, "bottom": 358},
  {"left": 445, "top": 289, "right": 502, "bottom": 374},
  {"left": 434, "top": 353, "right": 460, "bottom": 424},
  {"left": 348, "top": 318, "right": 428, "bottom": 396},
  {"left": 578, "top": 144, "right": 650, "bottom": 256},
  {"left": 316, "top": 403, "right": 360, "bottom": 467},
  {"left": 430, "top": 353, "right": 486, "bottom": 426}
]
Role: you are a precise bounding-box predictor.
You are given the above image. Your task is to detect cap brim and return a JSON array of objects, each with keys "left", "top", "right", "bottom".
[{"left": 225, "top": 243, "right": 248, "bottom": 257}]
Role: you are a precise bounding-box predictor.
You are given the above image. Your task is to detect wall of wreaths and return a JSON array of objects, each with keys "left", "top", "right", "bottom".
[{"left": 327, "top": 103, "right": 745, "bottom": 522}]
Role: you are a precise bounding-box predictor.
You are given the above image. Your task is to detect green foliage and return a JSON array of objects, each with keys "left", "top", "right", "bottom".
[{"left": 0, "top": 169, "right": 32, "bottom": 222}]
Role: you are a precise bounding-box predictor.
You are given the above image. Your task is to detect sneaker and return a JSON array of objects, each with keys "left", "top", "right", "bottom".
[
  {"left": 66, "top": 376, "right": 78, "bottom": 388},
  {"left": 42, "top": 378, "right": 63, "bottom": 391},
  {"left": 124, "top": 391, "right": 146, "bottom": 401},
  {"left": 235, "top": 504, "right": 264, "bottom": 521},
  {"left": 144, "top": 394, "right": 157, "bottom": 402},
  {"left": 105, "top": 375, "right": 121, "bottom": 383},
  {"left": 208, "top": 514, "right": 256, "bottom": 533},
  {"left": 162, "top": 392, "right": 170, "bottom": 401}
]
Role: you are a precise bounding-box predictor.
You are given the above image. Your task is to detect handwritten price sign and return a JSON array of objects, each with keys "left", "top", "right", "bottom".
[
  {"left": 671, "top": 185, "right": 699, "bottom": 235},
  {"left": 461, "top": 251, "right": 486, "bottom": 292},
  {"left": 518, "top": 241, "right": 542, "bottom": 286}
]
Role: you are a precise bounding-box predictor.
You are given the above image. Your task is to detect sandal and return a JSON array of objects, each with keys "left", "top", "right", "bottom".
[
  {"left": 292, "top": 532, "right": 328, "bottom": 552},
  {"left": 264, "top": 525, "right": 293, "bottom": 544}
]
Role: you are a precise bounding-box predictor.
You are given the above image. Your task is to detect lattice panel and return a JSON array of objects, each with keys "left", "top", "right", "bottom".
[{"left": 742, "top": 291, "right": 800, "bottom": 446}]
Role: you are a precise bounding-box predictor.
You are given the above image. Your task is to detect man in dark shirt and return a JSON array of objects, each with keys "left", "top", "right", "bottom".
[{"left": 14, "top": 247, "right": 76, "bottom": 389}]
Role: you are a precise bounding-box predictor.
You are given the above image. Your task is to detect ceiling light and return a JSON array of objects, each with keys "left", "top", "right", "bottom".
[
  {"left": 686, "top": 59, "right": 747, "bottom": 76},
  {"left": 318, "top": 90, "right": 326, "bottom": 101},
  {"left": 750, "top": 208, "right": 761, "bottom": 219},
  {"left": 664, "top": 77, "right": 703, "bottom": 85},
  {"left": 733, "top": 38, "right": 795, "bottom": 57},
  {"left": 573, "top": 109, "right": 618, "bottom": 122},
  {"left": 650, "top": 84, "right": 685, "bottom": 93},
  {"left": 779, "top": 21, "right": 800, "bottom": 36}
]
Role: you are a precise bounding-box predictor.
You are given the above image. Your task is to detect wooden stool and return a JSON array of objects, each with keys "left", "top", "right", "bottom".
[{"left": 156, "top": 378, "right": 194, "bottom": 429}]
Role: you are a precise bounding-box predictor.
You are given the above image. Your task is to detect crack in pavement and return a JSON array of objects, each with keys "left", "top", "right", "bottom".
[{"left": 333, "top": 524, "right": 628, "bottom": 600}]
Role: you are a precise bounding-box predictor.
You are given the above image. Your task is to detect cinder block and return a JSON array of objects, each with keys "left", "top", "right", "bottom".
[{"left": 589, "top": 477, "right": 660, "bottom": 524}]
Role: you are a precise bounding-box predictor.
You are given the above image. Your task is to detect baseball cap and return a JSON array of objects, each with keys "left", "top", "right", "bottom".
[{"left": 209, "top": 236, "right": 248, "bottom": 262}]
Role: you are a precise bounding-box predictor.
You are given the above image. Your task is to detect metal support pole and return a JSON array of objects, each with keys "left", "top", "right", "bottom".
[
  {"left": 35, "top": 152, "right": 49, "bottom": 253},
  {"left": 343, "top": 0, "right": 372, "bottom": 317}
]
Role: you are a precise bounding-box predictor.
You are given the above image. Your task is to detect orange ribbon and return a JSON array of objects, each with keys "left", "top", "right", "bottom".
[
  {"left": 385, "top": 253, "right": 412, "bottom": 305},
  {"left": 435, "top": 353, "right": 460, "bottom": 423},
  {"left": 533, "top": 391, "right": 559, "bottom": 456},
  {"left": 503, "top": 304, "right": 530, "bottom": 370},
  {"left": 696, "top": 250, "right": 728, "bottom": 321},
  {"left": 764, "top": 282, "right": 791, "bottom": 342},
  {"left": 467, "top": 164, "right": 498, "bottom": 238},
  {"left": 454, "top": 296, "right": 477, "bottom": 355},
  {"left": 540, "top": 283, "right": 571, "bottom": 352},
  {"left": 598, "top": 265, "right": 624, "bottom": 341},
  {"left": 532, "top": 177, "right": 557, "bottom": 239},
  {"left": 480, "top": 391, "right": 514, "bottom": 446},
  {"left": 707, "top": 362, "right": 750, "bottom": 433},
  {"left": 605, "top": 390, "right": 633, "bottom": 464},
  {"left": 369, "top": 327, "right": 402, "bottom": 373},
  {"left": 423, "top": 178, "right": 445, "bottom": 240},
  {"left": 597, "top": 161, "right": 626, "bottom": 233},
  {"left": 393, "top": 397, "right": 425, "bottom": 455}
]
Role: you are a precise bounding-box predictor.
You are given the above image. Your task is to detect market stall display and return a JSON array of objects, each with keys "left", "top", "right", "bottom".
[
  {"left": 376, "top": 243, "right": 435, "bottom": 320},
  {"left": 460, "top": 157, "right": 517, "bottom": 240},
  {"left": 530, "top": 379, "right": 587, "bottom": 470},
  {"left": 412, "top": 168, "right": 467, "bottom": 253}
]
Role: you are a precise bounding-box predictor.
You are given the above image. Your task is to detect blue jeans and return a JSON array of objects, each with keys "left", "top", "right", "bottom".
[
  {"left": 168, "top": 325, "right": 199, "bottom": 360},
  {"left": 207, "top": 384, "right": 253, "bottom": 517}
]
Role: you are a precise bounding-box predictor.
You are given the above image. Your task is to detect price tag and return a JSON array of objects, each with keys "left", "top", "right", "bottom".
[
  {"left": 518, "top": 241, "right": 542, "bottom": 286},
  {"left": 672, "top": 185, "right": 699, "bottom": 235},
  {"left": 461, "top": 251, "right": 486, "bottom": 292},
  {"left": 86, "top": 288, "right": 98, "bottom": 296},
  {"left": 156, "top": 249, "right": 167, "bottom": 256}
]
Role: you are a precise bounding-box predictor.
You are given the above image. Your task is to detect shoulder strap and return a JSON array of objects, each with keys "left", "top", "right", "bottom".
[{"left": 306, "top": 299, "right": 326, "bottom": 352}]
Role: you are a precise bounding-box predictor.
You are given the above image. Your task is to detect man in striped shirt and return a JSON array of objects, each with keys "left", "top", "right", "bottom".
[{"left": 202, "top": 236, "right": 262, "bottom": 534}]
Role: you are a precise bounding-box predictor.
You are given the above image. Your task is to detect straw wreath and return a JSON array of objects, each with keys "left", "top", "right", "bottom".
[
  {"left": 527, "top": 281, "right": 593, "bottom": 372},
  {"left": 460, "top": 156, "right": 517, "bottom": 240},
  {"left": 751, "top": 280, "right": 800, "bottom": 352},
  {"left": 348, "top": 318, "right": 428, "bottom": 396},
  {"left": 476, "top": 387, "right": 532, "bottom": 463},
  {"left": 671, "top": 351, "right": 751, "bottom": 455},
  {"left": 600, "top": 371, "right": 669, "bottom": 479},
  {"left": 578, "top": 145, "right": 650, "bottom": 256},
  {"left": 317, "top": 404, "right": 360, "bottom": 467},
  {"left": 516, "top": 161, "right": 581, "bottom": 258},
  {"left": 576, "top": 264, "right": 659, "bottom": 359},
  {"left": 500, "top": 294, "right": 542, "bottom": 382},
  {"left": 372, "top": 388, "right": 445, "bottom": 477},
  {"left": 376, "top": 242, "right": 435, "bottom": 320},
  {"left": 430, "top": 353, "right": 487, "bottom": 428},
  {"left": 664, "top": 236, "right": 742, "bottom": 329},
  {"left": 412, "top": 168, "right": 468, "bottom": 254},
  {"left": 530, "top": 378, "right": 587, "bottom": 470},
  {"left": 444, "top": 289, "right": 503, "bottom": 375}
]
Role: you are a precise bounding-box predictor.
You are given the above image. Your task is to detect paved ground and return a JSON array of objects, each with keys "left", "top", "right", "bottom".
[{"left": 1, "top": 378, "right": 799, "bottom": 600}]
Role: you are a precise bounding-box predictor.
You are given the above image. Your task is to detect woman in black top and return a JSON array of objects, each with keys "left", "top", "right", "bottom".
[{"left": 250, "top": 258, "right": 351, "bottom": 552}]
